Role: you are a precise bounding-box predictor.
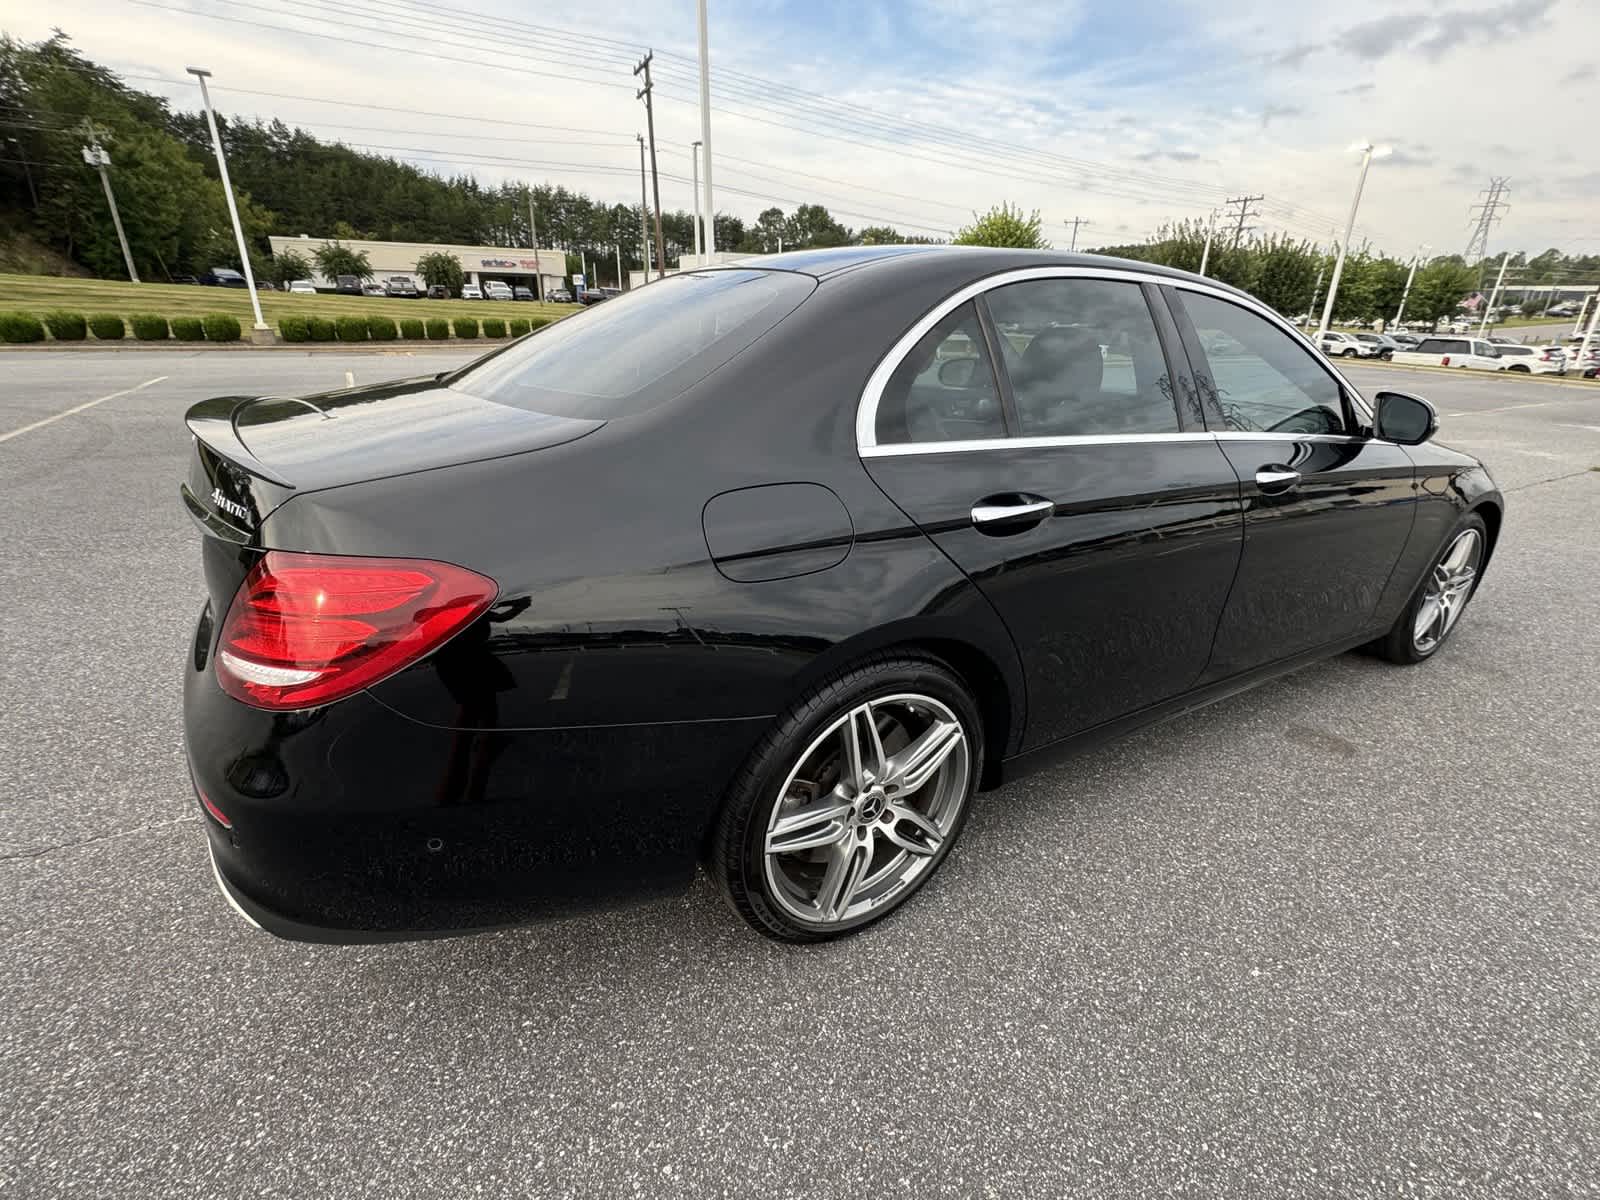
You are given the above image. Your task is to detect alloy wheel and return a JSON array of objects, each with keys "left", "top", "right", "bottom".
[
  {"left": 762, "top": 693, "right": 970, "bottom": 928},
  {"left": 1413, "top": 528, "right": 1482, "bottom": 654}
]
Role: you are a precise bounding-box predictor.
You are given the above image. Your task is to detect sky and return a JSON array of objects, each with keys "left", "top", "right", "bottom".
[{"left": 7, "top": 0, "right": 1596, "bottom": 257}]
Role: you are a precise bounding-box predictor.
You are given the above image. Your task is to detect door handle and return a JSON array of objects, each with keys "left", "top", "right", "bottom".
[
  {"left": 971, "top": 495, "right": 1054, "bottom": 533},
  {"left": 1254, "top": 466, "right": 1301, "bottom": 495}
]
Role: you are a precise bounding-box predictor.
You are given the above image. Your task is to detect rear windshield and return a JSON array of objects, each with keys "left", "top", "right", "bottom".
[
  {"left": 450, "top": 269, "right": 814, "bottom": 419},
  {"left": 1415, "top": 338, "right": 1460, "bottom": 353}
]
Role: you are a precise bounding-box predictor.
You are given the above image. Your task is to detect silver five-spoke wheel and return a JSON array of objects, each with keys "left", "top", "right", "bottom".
[
  {"left": 762, "top": 693, "right": 971, "bottom": 928},
  {"left": 1413, "top": 527, "right": 1482, "bottom": 654}
]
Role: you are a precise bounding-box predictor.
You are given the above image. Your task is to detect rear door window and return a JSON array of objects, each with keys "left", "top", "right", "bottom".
[
  {"left": 450, "top": 270, "right": 814, "bottom": 418},
  {"left": 983, "top": 278, "right": 1177, "bottom": 436},
  {"left": 874, "top": 302, "right": 1006, "bottom": 444}
]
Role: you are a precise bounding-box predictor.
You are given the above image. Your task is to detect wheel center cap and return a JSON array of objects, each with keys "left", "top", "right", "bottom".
[{"left": 858, "top": 788, "right": 887, "bottom": 823}]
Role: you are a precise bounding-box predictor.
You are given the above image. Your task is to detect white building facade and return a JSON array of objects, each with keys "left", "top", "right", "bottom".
[{"left": 268, "top": 235, "right": 567, "bottom": 298}]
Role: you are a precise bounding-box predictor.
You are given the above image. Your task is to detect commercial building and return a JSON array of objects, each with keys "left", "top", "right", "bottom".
[{"left": 268, "top": 235, "right": 566, "bottom": 298}]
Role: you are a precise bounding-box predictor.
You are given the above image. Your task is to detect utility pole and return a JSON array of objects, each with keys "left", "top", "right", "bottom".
[
  {"left": 697, "top": 0, "right": 715, "bottom": 255},
  {"left": 615, "top": 243, "right": 622, "bottom": 291},
  {"left": 637, "top": 134, "right": 650, "bottom": 286},
  {"left": 1464, "top": 176, "right": 1510, "bottom": 267},
  {"left": 1317, "top": 144, "right": 1386, "bottom": 343},
  {"left": 1306, "top": 262, "right": 1325, "bottom": 325},
  {"left": 1479, "top": 252, "right": 1511, "bottom": 336},
  {"left": 1198, "top": 209, "right": 1218, "bottom": 277},
  {"left": 1578, "top": 288, "right": 1599, "bottom": 367},
  {"left": 1393, "top": 244, "right": 1429, "bottom": 327},
  {"left": 77, "top": 121, "right": 138, "bottom": 283},
  {"left": 1224, "top": 194, "right": 1263, "bottom": 249},
  {"left": 187, "top": 68, "right": 267, "bottom": 331},
  {"left": 526, "top": 187, "right": 541, "bottom": 299},
  {"left": 1064, "top": 216, "right": 1090, "bottom": 252},
  {"left": 691, "top": 140, "right": 703, "bottom": 265},
  {"left": 635, "top": 51, "right": 667, "bottom": 279}
]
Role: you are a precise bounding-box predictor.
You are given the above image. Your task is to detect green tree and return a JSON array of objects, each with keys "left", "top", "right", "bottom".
[
  {"left": 312, "top": 240, "right": 372, "bottom": 281},
  {"left": 266, "top": 248, "right": 310, "bottom": 287},
  {"left": 785, "top": 203, "right": 851, "bottom": 248},
  {"left": 857, "top": 225, "right": 901, "bottom": 245},
  {"left": 414, "top": 251, "right": 463, "bottom": 294},
  {"left": 953, "top": 203, "right": 1048, "bottom": 249},
  {"left": 1405, "top": 260, "right": 1478, "bottom": 323}
]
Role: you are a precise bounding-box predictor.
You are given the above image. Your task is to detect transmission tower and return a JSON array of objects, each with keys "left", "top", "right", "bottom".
[
  {"left": 1224, "top": 194, "right": 1263, "bottom": 249},
  {"left": 1464, "top": 177, "right": 1510, "bottom": 263}
]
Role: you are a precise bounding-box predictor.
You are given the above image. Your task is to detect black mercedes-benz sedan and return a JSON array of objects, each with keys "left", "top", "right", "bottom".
[{"left": 181, "top": 245, "right": 1503, "bottom": 943}]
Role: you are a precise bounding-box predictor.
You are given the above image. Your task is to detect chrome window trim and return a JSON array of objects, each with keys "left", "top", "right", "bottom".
[
  {"left": 855, "top": 264, "right": 1372, "bottom": 451},
  {"left": 860, "top": 429, "right": 1381, "bottom": 459}
]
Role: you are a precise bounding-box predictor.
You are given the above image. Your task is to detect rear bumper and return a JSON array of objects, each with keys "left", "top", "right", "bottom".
[{"left": 185, "top": 610, "right": 766, "bottom": 941}]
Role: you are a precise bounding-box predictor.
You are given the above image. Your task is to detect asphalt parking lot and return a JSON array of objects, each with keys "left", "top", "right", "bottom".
[{"left": 2, "top": 349, "right": 1597, "bottom": 1198}]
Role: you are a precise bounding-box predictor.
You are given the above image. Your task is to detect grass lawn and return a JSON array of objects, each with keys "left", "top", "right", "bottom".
[{"left": 0, "top": 273, "right": 574, "bottom": 329}]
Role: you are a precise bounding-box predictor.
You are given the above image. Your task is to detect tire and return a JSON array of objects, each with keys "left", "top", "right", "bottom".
[
  {"left": 1372, "top": 513, "right": 1488, "bottom": 665},
  {"left": 712, "top": 654, "right": 984, "bottom": 942},
  {"left": 1509, "top": 364, "right": 1530, "bottom": 373},
  {"left": 1344, "top": 348, "right": 1358, "bottom": 357}
]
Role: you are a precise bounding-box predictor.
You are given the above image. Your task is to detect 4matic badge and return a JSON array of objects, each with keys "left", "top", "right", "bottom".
[{"left": 210, "top": 486, "right": 252, "bottom": 525}]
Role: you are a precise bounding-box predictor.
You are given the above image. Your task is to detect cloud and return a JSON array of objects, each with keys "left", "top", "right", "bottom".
[
  {"left": 1415, "top": 0, "right": 1557, "bottom": 57},
  {"left": 1383, "top": 148, "right": 1437, "bottom": 168},
  {"left": 1564, "top": 63, "right": 1596, "bottom": 83},
  {"left": 1259, "top": 103, "right": 1301, "bottom": 129},
  {"left": 1337, "top": 82, "right": 1375, "bottom": 95},
  {"left": 1342, "top": 11, "right": 1425, "bottom": 60},
  {"left": 1267, "top": 42, "right": 1319, "bottom": 68},
  {"left": 1133, "top": 148, "right": 1203, "bottom": 163}
]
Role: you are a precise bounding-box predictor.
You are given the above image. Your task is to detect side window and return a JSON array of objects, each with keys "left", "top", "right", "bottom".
[
  {"left": 983, "top": 278, "right": 1176, "bottom": 437},
  {"left": 1177, "top": 291, "right": 1348, "bottom": 435},
  {"left": 875, "top": 301, "right": 1005, "bottom": 445}
]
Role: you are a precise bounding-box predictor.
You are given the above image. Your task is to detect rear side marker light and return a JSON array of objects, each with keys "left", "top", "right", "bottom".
[
  {"left": 198, "top": 789, "right": 233, "bottom": 829},
  {"left": 215, "top": 551, "right": 497, "bottom": 711}
]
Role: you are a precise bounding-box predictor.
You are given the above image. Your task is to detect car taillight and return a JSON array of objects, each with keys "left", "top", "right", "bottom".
[
  {"left": 1442, "top": 356, "right": 1451, "bottom": 366},
  {"left": 215, "top": 551, "right": 497, "bottom": 710}
]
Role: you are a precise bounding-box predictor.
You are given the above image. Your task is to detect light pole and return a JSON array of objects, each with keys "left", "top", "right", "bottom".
[
  {"left": 696, "top": 0, "right": 715, "bottom": 254},
  {"left": 691, "top": 140, "right": 703, "bottom": 265},
  {"left": 1577, "top": 289, "right": 1599, "bottom": 368},
  {"left": 1198, "top": 209, "right": 1218, "bottom": 277},
  {"left": 1479, "top": 252, "right": 1511, "bottom": 336},
  {"left": 1316, "top": 141, "right": 1391, "bottom": 344},
  {"left": 187, "top": 67, "right": 267, "bottom": 331},
  {"left": 1393, "top": 243, "right": 1429, "bottom": 327}
]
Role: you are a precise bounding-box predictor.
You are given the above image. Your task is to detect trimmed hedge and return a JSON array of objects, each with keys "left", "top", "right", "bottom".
[
  {"left": 43, "top": 310, "right": 87, "bottom": 341},
  {"left": 170, "top": 316, "right": 206, "bottom": 341},
  {"left": 308, "top": 317, "right": 337, "bottom": 342},
  {"left": 481, "top": 317, "right": 506, "bottom": 338},
  {"left": 279, "top": 314, "right": 310, "bottom": 343},
  {"left": 0, "top": 311, "right": 47, "bottom": 343},
  {"left": 202, "top": 313, "right": 242, "bottom": 343},
  {"left": 368, "top": 316, "right": 398, "bottom": 341},
  {"left": 525, "top": 317, "right": 551, "bottom": 332},
  {"left": 452, "top": 317, "right": 479, "bottom": 339},
  {"left": 507, "top": 317, "right": 530, "bottom": 337},
  {"left": 88, "top": 313, "right": 125, "bottom": 340},
  {"left": 399, "top": 317, "right": 425, "bottom": 340},
  {"left": 336, "top": 315, "right": 369, "bottom": 342},
  {"left": 130, "top": 313, "right": 168, "bottom": 341},
  {"left": 425, "top": 317, "right": 451, "bottom": 340}
]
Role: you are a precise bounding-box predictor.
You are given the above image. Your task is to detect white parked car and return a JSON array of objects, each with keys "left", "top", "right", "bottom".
[
  {"left": 287, "top": 279, "right": 317, "bottom": 295},
  {"left": 1319, "top": 330, "right": 1376, "bottom": 358},
  {"left": 460, "top": 283, "right": 483, "bottom": 300},
  {"left": 483, "top": 281, "right": 514, "bottom": 301},
  {"left": 1391, "top": 335, "right": 1508, "bottom": 371},
  {"left": 1490, "top": 345, "right": 1567, "bottom": 375}
]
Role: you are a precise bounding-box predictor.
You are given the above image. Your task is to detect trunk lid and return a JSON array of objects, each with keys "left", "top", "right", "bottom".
[{"left": 181, "top": 373, "right": 603, "bottom": 540}]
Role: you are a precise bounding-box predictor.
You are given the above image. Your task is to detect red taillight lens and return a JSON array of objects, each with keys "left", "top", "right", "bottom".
[{"left": 215, "top": 551, "right": 497, "bottom": 710}]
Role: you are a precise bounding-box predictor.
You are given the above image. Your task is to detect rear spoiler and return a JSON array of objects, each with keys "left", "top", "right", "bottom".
[{"left": 184, "top": 396, "right": 296, "bottom": 488}]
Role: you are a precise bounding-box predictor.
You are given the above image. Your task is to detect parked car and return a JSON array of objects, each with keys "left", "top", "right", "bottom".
[
  {"left": 361, "top": 282, "right": 386, "bottom": 297},
  {"left": 460, "top": 283, "right": 483, "bottom": 300},
  {"left": 578, "top": 287, "right": 613, "bottom": 306},
  {"left": 1547, "top": 301, "right": 1579, "bottom": 317},
  {"left": 335, "top": 275, "right": 362, "bottom": 295},
  {"left": 384, "top": 276, "right": 419, "bottom": 299},
  {"left": 199, "top": 267, "right": 247, "bottom": 288},
  {"left": 179, "top": 247, "right": 1504, "bottom": 944},
  {"left": 1390, "top": 332, "right": 1423, "bottom": 349},
  {"left": 1564, "top": 342, "right": 1600, "bottom": 373},
  {"left": 483, "top": 281, "right": 514, "bottom": 301},
  {"left": 287, "top": 279, "right": 317, "bottom": 295},
  {"left": 1392, "top": 336, "right": 1507, "bottom": 371},
  {"left": 426, "top": 284, "right": 449, "bottom": 300},
  {"left": 1319, "top": 331, "right": 1375, "bottom": 358},
  {"left": 513, "top": 286, "right": 535, "bottom": 301},
  {"left": 1354, "top": 333, "right": 1400, "bottom": 360},
  {"left": 1492, "top": 344, "right": 1567, "bottom": 375},
  {"left": 170, "top": 274, "right": 199, "bottom": 285},
  {"left": 546, "top": 288, "right": 574, "bottom": 303}
]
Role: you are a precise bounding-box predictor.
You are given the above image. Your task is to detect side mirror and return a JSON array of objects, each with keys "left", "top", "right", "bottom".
[
  {"left": 937, "top": 357, "right": 978, "bottom": 388},
  {"left": 1374, "top": 391, "right": 1437, "bottom": 445}
]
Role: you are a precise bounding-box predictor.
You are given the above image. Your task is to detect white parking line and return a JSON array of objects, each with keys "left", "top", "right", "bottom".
[
  {"left": 0, "top": 375, "right": 169, "bottom": 444},
  {"left": 1444, "top": 400, "right": 1558, "bottom": 417}
]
